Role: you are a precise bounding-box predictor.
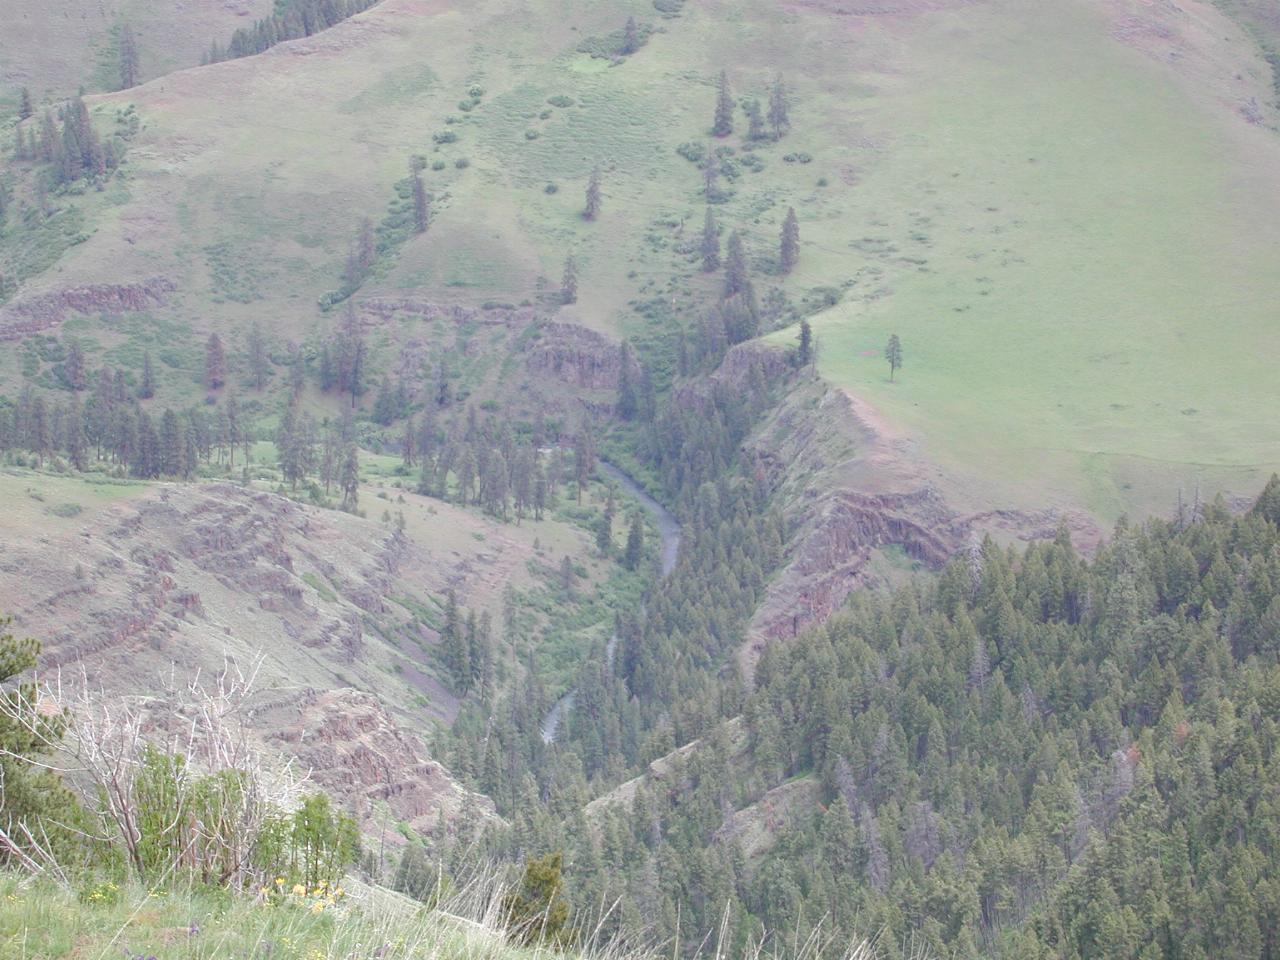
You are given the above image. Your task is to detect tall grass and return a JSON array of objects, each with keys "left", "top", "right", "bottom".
[{"left": 0, "top": 864, "right": 923, "bottom": 960}]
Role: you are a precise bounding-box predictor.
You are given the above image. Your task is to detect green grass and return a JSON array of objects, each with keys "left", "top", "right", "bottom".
[
  {"left": 0, "top": 875, "right": 553, "bottom": 960},
  {"left": 758, "top": 0, "right": 1280, "bottom": 519}
]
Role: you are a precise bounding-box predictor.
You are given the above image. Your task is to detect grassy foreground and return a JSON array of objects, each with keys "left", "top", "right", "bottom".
[{"left": 0, "top": 876, "right": 534, "bottom": 960}]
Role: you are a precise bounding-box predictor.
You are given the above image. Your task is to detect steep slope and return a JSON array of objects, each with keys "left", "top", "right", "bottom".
[
  {"left": 0, "top": 0, "right": 276, "bottom": 97},
  {"left": 0, "top": 469, "right": 616, "bottom": 837}
]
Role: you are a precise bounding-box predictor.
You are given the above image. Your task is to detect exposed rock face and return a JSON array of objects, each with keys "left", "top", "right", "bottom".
[
  {"left": 0, "top": 278, "right": 175, "bottom": 340},
  {"left": 724, "top": 354, "right": 1100, "bottom": 676},
  {"left": 262, "top": 688, "right": 493, "bottom": 837},
  {"left": 712, "top": 776, "right": 821, "bottom": 865},
  {"left": 359, "top": 298, "right": 535, "bottom": 330},
  {"left": 524, "top": 322, "right": 641, "bottom": 390}
]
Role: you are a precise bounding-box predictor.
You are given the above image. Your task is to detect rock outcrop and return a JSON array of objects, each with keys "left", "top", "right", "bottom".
[{"left": 0, "top": 278, "right": 175, "bottom": 340}]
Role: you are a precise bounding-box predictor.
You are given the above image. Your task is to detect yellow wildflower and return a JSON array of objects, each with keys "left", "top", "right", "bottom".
[{"left": 292, "top": 883, "right": 306, "bottom": 896}]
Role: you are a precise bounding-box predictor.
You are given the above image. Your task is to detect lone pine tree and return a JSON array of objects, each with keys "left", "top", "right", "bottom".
[
  {"left": 119, "top": 24, "right": 140, "bottom": 90},
  {"left": 724, "top": 230, "right": 748, "bottom": 297},
  {"left": 885, "top": 333, "right": 903, "bottom": 381},
  {"left": 583, "top": 165, "right": 602, "bottom": 221},
  {"left": 561, "top": 256, "right": 578, "bottom": 304},
  {"left": 204, "top": 333, "right": 226, "bottom": 391},
  {"left": 712, "top": 70, "right": 734, "bottom": 137},
  {"left": 621, "top": 16, "right": 641, "bottom": 56},
  {"left": 780, "top": 207, "right": 799, "bottom": 273},
  {"left": 701, "top": 207, "right": 720, "bottom": 272},
  {"left": 624, "top": 511, "right": 644, "bottom": 570},
  {"left": 768, "top": 73, "right": 789, "bottom": 139},
  {"left": 412, "top": 168, "right": 430, "bottom": 233}
]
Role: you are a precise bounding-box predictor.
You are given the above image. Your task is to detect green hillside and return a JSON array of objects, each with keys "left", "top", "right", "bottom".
[{"left": 4, "top": 0, "right": 1280, "bottom": 523}]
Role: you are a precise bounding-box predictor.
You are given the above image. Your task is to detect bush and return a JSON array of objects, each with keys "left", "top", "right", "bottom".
[
  {"left": 432, "top": 130, "right": 458, "bottom": 145},
  {"left": 547, "top": 95, "right": 574, "bottom": 108}
]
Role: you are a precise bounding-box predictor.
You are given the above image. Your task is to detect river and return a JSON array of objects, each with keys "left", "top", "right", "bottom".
[{"left": 539, "top": 461, "right": 681, "bottom": 743}]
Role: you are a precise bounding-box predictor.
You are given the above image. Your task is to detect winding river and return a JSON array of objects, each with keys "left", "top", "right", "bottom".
[{"left": 539, "top": 462, "right": 681, "bottom": 743}]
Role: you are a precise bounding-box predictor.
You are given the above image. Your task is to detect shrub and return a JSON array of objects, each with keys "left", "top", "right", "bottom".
[{"left": 547, "top": 95, "right": 574, "bottom": 108}]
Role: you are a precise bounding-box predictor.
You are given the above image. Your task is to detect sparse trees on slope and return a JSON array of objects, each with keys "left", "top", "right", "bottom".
[{"left": 18, "top": 87, "right": 33, "bottom": 121}]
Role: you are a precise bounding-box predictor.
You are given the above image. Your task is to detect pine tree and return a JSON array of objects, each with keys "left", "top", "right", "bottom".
[
  {"left": 412, "top": 168, "right": 430, "bottom": 233},
  {"left": 624, "top": 511, "right": 644, "bottom": 570},
  {"left": 768, "top": 74, "right": 789, "bottom": 139},
  {"left": 160, "top": 407, "right": 186, "bottom": 477},
  {"left": 139, "top": 350, "right": 155, "bottom": 399},
  {"left": 779, "top": 207, "right": 799, "bottom": 273},
  {"left": 501, "top": 853, "right": 572, "bottom": 947},
  {"left": 617, "top": 341, "right": 637, "bottom": 420},
  {"left": 885, "top": 333, "right": 903, "bottom": 382},
  {"left": 18, "top": 87, "right": 33, "bottom": 121},
  {"left": 724, "top": 230, "right": 748, "bottom": 297},
  {"left": 533, "top": 464, "right": 548, "bottom": 520},
  {"left": 27, "top": 396, "right": 49, "bottom": 467},
  {"left": 441, "top": 590, "right": 466, "bottom": 688},
  {"left": 64, "top": 398, "right": 87, "bottom": 471},
  {"left": 205, "top": 333, "right": 227, "bottom": 391},
  {"left": 596, "top": 495, "right": 614, "bottom": 555},
  {"left": 401, "top": 415, "right": 416, "bottom": 468},
  {"left": 712, "top": 70, "right": 734, "bottom": 137},
  {"left": 119, "top": 24, "right": 140, "bottom": 90},
  {"left": 701, "top": 207, "right": 720, "bottom": 272},
  {"left": 247, "top": 321, "right": 269, "bottom": 391},
  {"left": 702, "top": 148, "right": 719, "bottom": 201},
  {"left": 340, "top": 443, "right": 360, "bottom": 511},
  {"left": 357, "top": 217, "right": 376, "bottom": 276},
  {"left": 561, "top": 256, "right": 578, "bottom": 304},
  {"left": 278, "top": 401, "right": 303, "bottom": 488},
  {"left": 63, "top": 342, "right": 86, "bottom": 391},
  {"left": 584, "top": 165, "right": 602, "bottom": 221},
  {"left": 797, "top": 318, "right": 813, "bottom": 368},
  {"left": 621, "top": 16, "right": 641, "bottom": 56},
  {"left": 746, "top": 99, "right": 765, "bottom": 141},
  {"left": 0, "top": 615, "right": 79, "bottom": 870}
]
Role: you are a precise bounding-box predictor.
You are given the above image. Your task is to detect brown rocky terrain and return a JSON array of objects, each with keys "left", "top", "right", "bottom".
[
  {"left": 0, "top": 478, "right": 593, "bottom": 837},
  {"left": 0, "top": 278, "right": 176, "bottom": 340}
]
